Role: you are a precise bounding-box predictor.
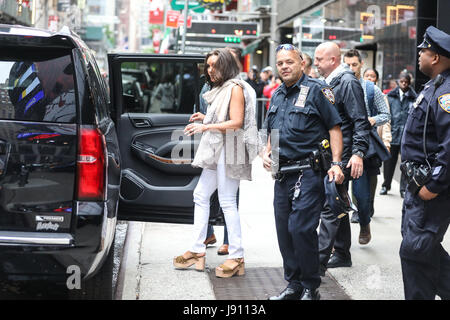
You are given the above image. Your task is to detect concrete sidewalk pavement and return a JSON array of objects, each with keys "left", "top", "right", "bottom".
[{"left": 117, "top": 158, "right": 449, "bottom": 300}]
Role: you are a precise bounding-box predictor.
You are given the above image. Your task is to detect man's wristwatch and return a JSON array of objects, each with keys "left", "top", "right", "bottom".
[
  {"left": 354, "top": 151, "right": 365, "bottom": 159},
  {"left": 331, "top": 161, "right": 343, "bottom": 169}
]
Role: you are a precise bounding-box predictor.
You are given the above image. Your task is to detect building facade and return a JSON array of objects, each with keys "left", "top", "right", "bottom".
[{"left": 275, "top": 0, "right": 450, "bottom": 91}]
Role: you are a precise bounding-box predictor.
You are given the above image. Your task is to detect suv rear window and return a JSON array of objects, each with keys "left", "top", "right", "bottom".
[{"left": 0, "top": 54, "right": 76, "bottom": 123}]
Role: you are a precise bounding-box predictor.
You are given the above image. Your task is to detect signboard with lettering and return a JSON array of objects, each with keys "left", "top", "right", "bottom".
[{"left": 170, "top": 0, "right": 205, "bottom": 13}]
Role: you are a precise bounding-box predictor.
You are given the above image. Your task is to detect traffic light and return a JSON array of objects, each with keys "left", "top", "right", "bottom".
[{"left": 224, "top": 36, "right": 241, "bottom": 43}]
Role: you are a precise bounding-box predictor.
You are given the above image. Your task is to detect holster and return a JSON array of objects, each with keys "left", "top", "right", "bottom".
[{"left": 400, "top": 161, "right": 432, "bottom": 195}]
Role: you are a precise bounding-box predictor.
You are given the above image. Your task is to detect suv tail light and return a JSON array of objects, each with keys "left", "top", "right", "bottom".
[{"left": 76, "top": 127, "right": 106, "bottom": 201}]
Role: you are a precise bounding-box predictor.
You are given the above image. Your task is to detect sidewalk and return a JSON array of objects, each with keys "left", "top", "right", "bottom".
[{"left": 117, "top": 158, "right": 449, "bottom": 300}]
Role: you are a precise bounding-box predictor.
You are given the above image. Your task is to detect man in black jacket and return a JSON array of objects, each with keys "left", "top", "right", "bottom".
[
  {"left": 246, "top": 65, "right": 264, "bottom": 98},
  {"left": 314, "top": 42, "right": 371, "bottom": 273},
  {"left": 380, "top": 72, "right": 417, "bottom": 198}
]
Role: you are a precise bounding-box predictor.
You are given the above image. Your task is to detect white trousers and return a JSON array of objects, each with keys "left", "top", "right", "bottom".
[{"left": 190, "top": 151, "right": 243, "bottom": 259}]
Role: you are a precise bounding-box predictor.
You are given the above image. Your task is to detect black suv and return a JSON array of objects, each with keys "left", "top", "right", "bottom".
[{"left": 0, "top": 24, "right": 218, "bottom": 299}]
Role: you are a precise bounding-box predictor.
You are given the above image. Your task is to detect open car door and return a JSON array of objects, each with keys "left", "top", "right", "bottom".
[{"left": 108, "top": 53, "right": 222, "bottom": 224}]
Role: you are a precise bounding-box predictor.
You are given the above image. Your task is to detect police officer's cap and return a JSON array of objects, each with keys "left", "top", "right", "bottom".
[
  {"left": 417, "top": 26, "right": 450, "bottom": 58},
  {"left": 323, "top": 176, "right": 356, "bottom": 219}
]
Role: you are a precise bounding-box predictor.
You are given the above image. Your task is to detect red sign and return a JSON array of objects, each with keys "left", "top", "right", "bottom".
[
  {"left": 149, "top": 8, "right": 164, "bottom": 25},
  {"left": 408, "top": 26, "right": 416, "bottom": 39},
  {"left": 165, "top": 10, "right": 180, "bottom": 28},
  {"left": 177, "top": 15, "right": 192, "bottom": 28},
  {"left": 165, "top": 10, "right": 191, "bottom": 28}
]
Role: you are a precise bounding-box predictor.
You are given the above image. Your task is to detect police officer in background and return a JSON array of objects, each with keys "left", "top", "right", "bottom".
[
  {"left": 399, "top": 26, "right": 450, "bottom": 300},
  {"left": 262, "top": 44, "right": 345, "bottom": 300}
]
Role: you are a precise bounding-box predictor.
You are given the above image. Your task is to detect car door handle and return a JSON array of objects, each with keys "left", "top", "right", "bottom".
[{"left": 132, "top": 119, "right": 151, "bottom": 128}]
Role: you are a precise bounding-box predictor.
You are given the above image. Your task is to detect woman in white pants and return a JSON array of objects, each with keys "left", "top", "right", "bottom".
[{"left": 173, "top": 48, "right": 259, "bottom": 278}]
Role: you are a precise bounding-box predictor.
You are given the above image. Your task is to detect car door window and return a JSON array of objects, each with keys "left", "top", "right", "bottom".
[{"left": 120, "top": 61, "right": 197, "bottom": 114}]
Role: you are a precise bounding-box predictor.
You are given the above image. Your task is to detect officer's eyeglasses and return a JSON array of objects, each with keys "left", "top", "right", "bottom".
[{"left": 276, "top": 44, "right": 303, "bottom": 60}]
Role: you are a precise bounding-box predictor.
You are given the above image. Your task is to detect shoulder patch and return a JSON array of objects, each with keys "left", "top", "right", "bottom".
[
  {"left": 321, "top": 87, "right": 335, "bottom": 104},
  {"left": 438, "top": 93, "right": 450, "bottom": 113}
]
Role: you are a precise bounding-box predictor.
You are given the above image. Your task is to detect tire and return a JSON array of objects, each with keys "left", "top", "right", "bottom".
[{"left": 68, "top": 240, "right": 115, "bottom": 300}]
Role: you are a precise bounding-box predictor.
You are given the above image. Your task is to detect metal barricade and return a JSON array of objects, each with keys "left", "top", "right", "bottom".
[{"left": 256, "top": 98, "right": 270, "bottom": 129}]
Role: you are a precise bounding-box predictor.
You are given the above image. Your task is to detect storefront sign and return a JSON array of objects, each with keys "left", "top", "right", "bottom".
[
  {"left": 166, "top": 10, "right": 180, "bottom": 28},
  {"left": 149, "top": 0, "right": 165, "bottom": 25},
  {"left": 165, "top": 10, "right": 192, "bottom": 28},
  {"left": 177, "top": 15, "right": 192, "bottom": 28}
]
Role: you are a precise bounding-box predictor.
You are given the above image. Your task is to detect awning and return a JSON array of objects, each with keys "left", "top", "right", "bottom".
[{"left": 241, "top": 38, "right": 263, "bottom": 56}]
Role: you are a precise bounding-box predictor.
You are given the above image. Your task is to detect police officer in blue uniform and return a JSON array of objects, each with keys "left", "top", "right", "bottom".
[
  {"left": 399, "top": 26, "right": 450, "bottom": 300},
  {"left": 262, "top": 44, "right": 345, "bottom": 300}
]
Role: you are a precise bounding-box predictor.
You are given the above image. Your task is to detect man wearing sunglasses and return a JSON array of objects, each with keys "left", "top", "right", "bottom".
[
  {"left": 314, "top": 42, "right": 371, "bottom": 275},
  {"left": 262, "top": 44, "right": 344, "bottom": 300}
]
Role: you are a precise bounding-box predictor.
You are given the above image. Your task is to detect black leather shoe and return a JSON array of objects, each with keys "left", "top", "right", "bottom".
[
  {"left": 379, "top": 186, "right": 388, "bottom": 195},
  {"left": 319, "top": 264, "right": 326, "bottom": 277},
  {"left": 269, "top": 287, "right": 302, "bottom": 300},
  {"left": 301, "top": 288, "right": 321, "bottom": 300},
  {"left": 327, "top": 254, "right": 352, "bottom": 269}
]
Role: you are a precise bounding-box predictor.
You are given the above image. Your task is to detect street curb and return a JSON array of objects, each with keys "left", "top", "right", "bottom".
[{"left": 114, "top": 221, "right": 145, "bottom": 300}]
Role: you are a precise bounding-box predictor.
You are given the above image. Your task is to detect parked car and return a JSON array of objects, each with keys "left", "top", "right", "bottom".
[{"left": 0, "top": 24, "right": 220, "bottom": 299}]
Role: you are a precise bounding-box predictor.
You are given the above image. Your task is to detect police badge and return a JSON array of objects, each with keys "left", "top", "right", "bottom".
[
  {"left": 438, "top": 93, "right": 450, "bottom": 113},
  {"left": 295, "top": 85, "right": 310, "bottom": 107},
  {"left": 321, "top": 88, "right": 335, "bottom": 104}
]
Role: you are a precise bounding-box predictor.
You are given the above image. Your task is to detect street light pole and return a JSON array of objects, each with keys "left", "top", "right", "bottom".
[
  {"left": 269, "top": 0, "right": 278, "bottom": 72},
  {"left": 181, "top": 0, "right": 188, "bottom": 53}
]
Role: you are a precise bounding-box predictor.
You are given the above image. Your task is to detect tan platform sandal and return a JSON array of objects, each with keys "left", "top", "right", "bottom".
[
  {"left": 215, "top": 258, "right": 245, "bottom": 278},
  {"left": 173, "top": 251, "right": 205, "bottom": 271}
]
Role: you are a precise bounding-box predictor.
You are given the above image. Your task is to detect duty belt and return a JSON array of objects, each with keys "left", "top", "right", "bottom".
[{"left": 275, "top": 158, "right": 312, "bottom": 181}]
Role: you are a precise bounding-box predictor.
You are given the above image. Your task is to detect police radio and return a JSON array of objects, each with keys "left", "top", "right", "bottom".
[{"left": 318, "top": 139, "right": 332, "bottom": 170}]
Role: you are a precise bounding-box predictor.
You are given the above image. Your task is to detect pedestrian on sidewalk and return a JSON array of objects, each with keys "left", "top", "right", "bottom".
[
  {"left": 399, "top": 26, "right": 450, "bottom": 300},
  {"left": 263, "top": 43, "right": 344, "bottom": 300},
  {"left": 363, "top": 68, "right": 392, "bottom": 218},
  {"left": 203, "top": 47, "right": 255, "bottom": 256},
  {"left": 246, "top": 65, "right": 264, "bottom": 98},
  {"left": 314, "top": 43, "right": 371, "bottom": 274},
  {"left": 343, "top": 49, "right": 390, "bottom": 229},
  {"left": 380, "top": 72, "right": 417, "bottom": 198},
  {"left": 173, "top": 48, "right": 259, "bottom": 278},
  {"left": 263, "top": 75, "right": 282, "bottom": 110}
]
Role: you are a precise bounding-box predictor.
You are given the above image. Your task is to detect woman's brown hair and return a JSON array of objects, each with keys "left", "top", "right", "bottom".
[{"left": 204, "top": 48, "right": 240, "bottom": 87}]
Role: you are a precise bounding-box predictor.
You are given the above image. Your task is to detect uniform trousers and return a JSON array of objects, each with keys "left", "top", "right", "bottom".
[
  {"left": 190, "top": 150, "right": 243, "bottom": 259},
  {"left": 400, "top": 189, "right": 450, "bottom": 300},
  {"left": 273, "top": 168, "right": 324, "bottom": 291}
]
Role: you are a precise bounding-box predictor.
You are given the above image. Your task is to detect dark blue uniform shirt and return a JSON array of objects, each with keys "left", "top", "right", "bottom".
[
  {"left": 401, "top": 69, "right": 450, "bottom": 194},
  {"left": 264, "top": 74, "right": 342, "bottom": 161}
]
